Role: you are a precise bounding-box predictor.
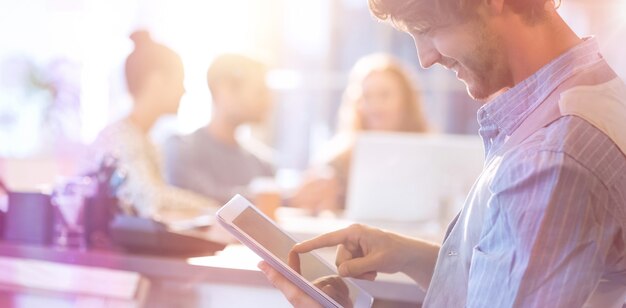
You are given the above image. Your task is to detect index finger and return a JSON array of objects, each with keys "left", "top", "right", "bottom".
[{"left": 292, "top": 226, "right": 354, "bottom": 254}]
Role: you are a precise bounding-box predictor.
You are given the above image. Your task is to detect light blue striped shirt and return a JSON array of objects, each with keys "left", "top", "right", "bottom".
[{"left": 424, "top": 38, "right": 626, "bottom": 307}]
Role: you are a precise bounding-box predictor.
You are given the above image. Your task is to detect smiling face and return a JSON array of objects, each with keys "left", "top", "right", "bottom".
[{"left": 410, "top": 17, "right": 512, "bottom": 101}]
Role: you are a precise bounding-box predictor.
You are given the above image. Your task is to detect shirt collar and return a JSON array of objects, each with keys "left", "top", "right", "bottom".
[{"left": 477, "top": 37, "right": 603, "bottom": 140}]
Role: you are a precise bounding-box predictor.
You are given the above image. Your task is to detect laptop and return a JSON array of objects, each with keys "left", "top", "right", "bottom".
[{"left": 345, "top": 132, "right": 484, "bottom": 223}]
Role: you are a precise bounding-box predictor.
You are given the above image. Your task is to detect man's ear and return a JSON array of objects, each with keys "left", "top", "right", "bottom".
[
  {"left": 211, "top": 82, "right": 234, "bottom": 107},
  {"left": 210, "top": 87, "right": 223, "bottom": 108}
]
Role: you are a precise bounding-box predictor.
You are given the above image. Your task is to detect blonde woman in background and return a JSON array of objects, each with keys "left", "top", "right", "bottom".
[{"left": 291, "top": 53, "right": 430, "bottom": 212}]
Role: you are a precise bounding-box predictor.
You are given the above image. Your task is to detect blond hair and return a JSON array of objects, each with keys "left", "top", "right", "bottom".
[
  {"left": 206, "top": 53, "right": 267, "bottom": 98},
  {"left": 367, "top": 0, "right": 557, "bottom": 32},
  {"left": 319, "top": 54, "right": 429, "bottom": 172},
  {"left": 337, "top": 53, "right": 429, "bottom": 135}
]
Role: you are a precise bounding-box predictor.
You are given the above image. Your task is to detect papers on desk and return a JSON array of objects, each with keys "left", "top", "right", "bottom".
[
  {"left": 0, "top": 256, "right": 149, "bottom": 306},
  {"left": 187, "top": 244, "right": 262, "bottom": 271}
]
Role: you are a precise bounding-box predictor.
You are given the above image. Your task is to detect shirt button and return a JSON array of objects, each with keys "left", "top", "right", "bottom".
[{"left": 447, "top": 250, "right": 458, "bottom": 256}]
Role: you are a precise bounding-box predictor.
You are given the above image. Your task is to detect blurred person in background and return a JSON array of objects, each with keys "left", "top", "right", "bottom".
[
  {"left": 290, "top": 53, "right": 430, "bottom": 212},
  {"left": 91, "top": 31, "right": 218, "bottom": 220},
  {"left": 163, "top": 54, "right": 275, "bottom": 205}
]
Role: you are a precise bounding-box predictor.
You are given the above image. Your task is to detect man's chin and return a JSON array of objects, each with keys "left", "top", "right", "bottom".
[
  {"left": 465, "top": 83, "right": 503, "bottom": 103},
  {"left": 463, "top": 82, "right": 488, "bottom": 102}
]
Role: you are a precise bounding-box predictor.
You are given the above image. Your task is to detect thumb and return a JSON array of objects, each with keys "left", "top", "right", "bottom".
[
  {"left": 337, "top": 256, "right": 379, "bottom": 278},
  {"left": 258, "top": 262, "right": 301, "bottom": 301}
]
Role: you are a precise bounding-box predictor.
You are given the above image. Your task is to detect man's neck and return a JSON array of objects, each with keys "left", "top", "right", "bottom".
[
  {"left": 503, "top": 13, "right": 582, "bottom": 86},
  {"left": 207, "top": 115, "right": 239, "bottom": 146}
]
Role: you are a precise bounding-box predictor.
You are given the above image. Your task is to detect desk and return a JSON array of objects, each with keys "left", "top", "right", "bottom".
[
  {"left": 0, "top": 241, "right": 424, "bottom": 307},
  {"left": 0, "top": 208, "right": 439, "bottom": 307},
  {"left": 0, "top": 241, "right": 289, "bottom": 307}
]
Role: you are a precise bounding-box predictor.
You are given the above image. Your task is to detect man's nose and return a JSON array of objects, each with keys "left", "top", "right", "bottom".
[{"left": 414, "top": 35, "right": 441, "bottom": 69}]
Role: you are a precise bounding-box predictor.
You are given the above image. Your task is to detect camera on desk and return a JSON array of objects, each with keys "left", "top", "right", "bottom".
[
  {"left": 0, "top": 177, "right": 52, "bottom": 245},
  {"left": 0, "top": 155, "right": 124, "bottom": 248},
  {"left": 3, "top": 191, "right": 54, "bottom": 245},
  {"left": 0, "top": 187, "right": 117, "bottom": 248}
]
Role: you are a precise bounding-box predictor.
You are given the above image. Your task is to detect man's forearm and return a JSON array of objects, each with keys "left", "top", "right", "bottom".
[{"left": 400, "top": 237, "right": 440, "bottom": 291}]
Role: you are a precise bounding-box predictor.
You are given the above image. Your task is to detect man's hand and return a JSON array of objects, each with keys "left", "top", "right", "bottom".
[
  {"left": 293, "top": 224, "right": 440, "bottom": 288},
  {"left": 286, "top": 252, "right": 353, "bottom": 307},
  {"left": 259, "top": 224, "right": 441, "bottom": 306},
  {"left": 258, "top": 261, "right": 353, "bottom": 307},
  {"left": 311, "top": 275, "right": 352, "bottom": 308},
  {"left": 258, "top": 261, "right": 322, "bottom": 308}
]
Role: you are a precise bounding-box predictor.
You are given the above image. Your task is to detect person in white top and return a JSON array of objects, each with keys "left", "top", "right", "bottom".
[{"left": 91, "top": 31, "right": 218, "bottom": 220}]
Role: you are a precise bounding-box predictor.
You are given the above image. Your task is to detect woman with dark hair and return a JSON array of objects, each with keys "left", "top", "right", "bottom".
[{"left": 91, "top": 31, "right": 217, "bottom": 219}]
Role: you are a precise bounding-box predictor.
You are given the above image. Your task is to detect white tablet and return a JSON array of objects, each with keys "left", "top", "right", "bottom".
[{"left": 216, "top": 195, "right": 373, "bottom": 308}]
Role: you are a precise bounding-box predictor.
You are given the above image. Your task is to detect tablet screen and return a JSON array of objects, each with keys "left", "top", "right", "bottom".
[{"left": 232, "top": 207, "right": 361, "bottom": 307}]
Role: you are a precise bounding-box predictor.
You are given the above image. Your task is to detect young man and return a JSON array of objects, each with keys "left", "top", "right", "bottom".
[
  {"left": 163, "top": 54, "right": 275, "bottom": 204},
  {"left": 260, "top": 0, "right": 626, "bottom": 307}
]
